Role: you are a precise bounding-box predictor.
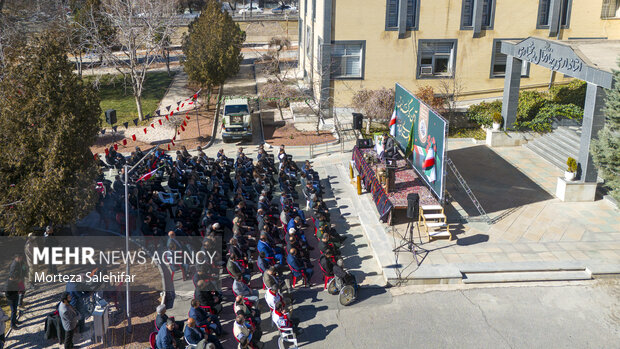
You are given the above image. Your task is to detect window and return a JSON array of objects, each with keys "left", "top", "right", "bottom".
[
  {"left": 602, "top": 0, "right": 620, "bottom": 18},
  {"left": 538, "top": 0, "right": 572, "bottom": 28},
  {"left": 417, "top": 40, "right": 457, "bottom": 79},
  {"left": 312, "top": 0, "right": 316, "bottom": 21},
  {"left": 305, "top": 26, "right": 312, "bottom": 60},
  {"left": 385, "top": 0, "right": 419, "bottom": 30},
  {"left": 304, "top": 0, "right": 307, "bottom": 17},
  {"left": 331, "top": 42, "right": 365, "bottom": 79},
  {"left": 461, "top": 0, "right": 495, "bottom": 29},
  {"left": 490, "top": 40, "right": 529, "bottom": 78}
]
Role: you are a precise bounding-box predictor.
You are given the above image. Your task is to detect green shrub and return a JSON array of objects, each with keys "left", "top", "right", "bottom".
[
  {"left": 549, "top": 80, "right": 587, "bottom": 107},
  {"left": 492, "top": 112, "right": 503, "bottom": 124},
  {"left": 516, "top": 90, "right": 547, "bottom": 124},
  {"left": 466, "top": 100, "right": 502, "bottom": 126},
  {"left": 566, "top": 157, "right": 578, "bottom": 173},
  {"left": 519, "top": 103, "right": 583, "bottom": 132}
]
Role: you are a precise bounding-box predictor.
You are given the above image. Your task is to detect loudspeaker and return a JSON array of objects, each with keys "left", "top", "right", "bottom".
[
  {"left": 352, "top": 113, "right": 363, "bottom": 130},
  {"left": 105, "top": 109, "right": 117, "bottom": 125},
  {"left": 407, "top": 193, "right": 419, "bottom": 220},
  {"left": 356, "top": 138, "right": 373, "bottom": 148}
]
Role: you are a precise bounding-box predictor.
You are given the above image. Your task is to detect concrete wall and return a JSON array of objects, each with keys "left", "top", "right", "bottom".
[{"left": 299, "top": 0, "right": 620, "bottom": 107}]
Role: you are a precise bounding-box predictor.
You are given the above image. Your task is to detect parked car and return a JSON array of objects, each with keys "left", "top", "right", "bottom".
[
  {"left": 238, "top": 4, "right": 263, "bottom": 14},
  {"left": 271, "top": 4, "right": 297, "bottom": 14}
]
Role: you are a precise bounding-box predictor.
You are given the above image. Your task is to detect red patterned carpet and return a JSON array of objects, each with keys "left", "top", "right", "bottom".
[{"left": 359, "top": 148, "right": 439, "bottom": 208}]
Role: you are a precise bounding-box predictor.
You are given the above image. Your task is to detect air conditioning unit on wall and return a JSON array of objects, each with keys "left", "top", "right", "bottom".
[{"left": 420, "top": 65, "right": 433, "bottom": 76}]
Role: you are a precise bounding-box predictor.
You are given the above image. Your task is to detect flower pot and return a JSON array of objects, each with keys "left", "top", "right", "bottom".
[
  {"left": 492, "top": 122, "right": 501, "bottom": 131},
  {"left": 564, "top": 171, "right": 576, "bottom": 181}
]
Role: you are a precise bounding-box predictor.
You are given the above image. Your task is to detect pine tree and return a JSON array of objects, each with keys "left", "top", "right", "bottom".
[
  {"left": 182, "top": 0, "right": 245, "bottom": 109},
  {"left": 0, "top": 30, "right": 102, "bottom": 235},
  {"left": 591, "top": 60, "right": 620, "bottom": 202}
]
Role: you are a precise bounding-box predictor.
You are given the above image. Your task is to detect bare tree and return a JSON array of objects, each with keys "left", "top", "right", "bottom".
[
  {"left": 437, "top": 78, "right": 465, "bottom": 118},
  {"left": 351, "top": 87, "right": 395, "bottom": 135},
  {"left": 80, "top": 0, "right": 179, "bottom": 121},
  {"left": 260, "top": 78, "right": 299, "bottom": 120}
]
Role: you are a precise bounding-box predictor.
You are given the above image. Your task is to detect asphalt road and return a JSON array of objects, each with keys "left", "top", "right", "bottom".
[{"left": 259, "top": 280, "right": 620, "bottom": 349}]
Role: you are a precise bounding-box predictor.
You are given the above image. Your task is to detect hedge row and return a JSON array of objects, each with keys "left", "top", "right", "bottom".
[{"left": 467, "top": 80, "right": 586, "bottom": 132}]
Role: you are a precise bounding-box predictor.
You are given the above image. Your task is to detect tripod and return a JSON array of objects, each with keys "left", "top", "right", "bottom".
[{"left": 392, "top": 220, "right": 428, "bottom": 266}]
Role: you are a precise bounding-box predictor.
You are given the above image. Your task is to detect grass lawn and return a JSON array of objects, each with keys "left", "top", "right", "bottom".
[
  {"left": 449, "top": 127, "right": 486, "bottom": 140},
  {"left": 89, "top": 71, "right": 176, "bottom": 126}
]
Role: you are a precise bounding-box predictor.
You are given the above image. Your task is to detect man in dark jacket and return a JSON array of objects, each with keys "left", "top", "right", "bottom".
[
  {"left": 58, "top": 292, "right": 79, "bottom": 349},
  {"left": 188, "top": 300, "right": 222, "bottom": 336},
  {"left": 155, "top": 319, "right": 177, "bottom": 349},
  {"left": 5, "top": 276, "right": 20, "bottom": 330},
  {"left": 9, "top": 254, "right": 27, "bottom": 308}
]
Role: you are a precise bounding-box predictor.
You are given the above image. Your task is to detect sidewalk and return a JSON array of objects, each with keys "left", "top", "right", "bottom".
[{"left": 338, "top": 140, "right": 620, "bottom": 285}]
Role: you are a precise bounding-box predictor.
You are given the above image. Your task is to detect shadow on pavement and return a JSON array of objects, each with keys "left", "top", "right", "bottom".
[
  {"left": 352, "top": 286, "right": 388, "bottom": 305},
  {"left": 447, "top": 145, "right": 553, "bottom": 217},
  {"left": 300, "top": 323, "right": 338, "bottom": 346},
  {"left": 456, "top": 234, "right": 489, "bottom": 246}
]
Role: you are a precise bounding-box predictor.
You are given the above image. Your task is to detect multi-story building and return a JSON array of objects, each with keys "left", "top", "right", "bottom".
[{"left": 298, "top": 0, "right": 620, "bottom": 110}]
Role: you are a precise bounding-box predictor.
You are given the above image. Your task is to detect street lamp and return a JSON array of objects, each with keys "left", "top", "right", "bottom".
[{"left": 122, "top": 146, "right": 157, "bottom": 333}]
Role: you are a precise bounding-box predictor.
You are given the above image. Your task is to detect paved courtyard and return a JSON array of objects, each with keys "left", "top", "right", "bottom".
[{"left": 344, "top": 139, "right": 620, "bottom": 283}]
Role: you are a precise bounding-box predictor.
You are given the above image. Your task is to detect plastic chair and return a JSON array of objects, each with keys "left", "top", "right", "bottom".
[
  {"left": 149, "top": 332, "right": 157, "bottom": 349},
  {"left": 318, "top": 263, "right": 334, "bottom": 290},
  {"left": 275, "top": 321, "right": 298, "bottom": 349},
  {"left": 287, "top": 264, "right": 307, "bottom": 288}
]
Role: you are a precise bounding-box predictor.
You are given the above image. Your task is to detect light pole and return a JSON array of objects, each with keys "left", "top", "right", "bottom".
[{"left": 122, "top": 147, "right": 157, "bottom": 333}]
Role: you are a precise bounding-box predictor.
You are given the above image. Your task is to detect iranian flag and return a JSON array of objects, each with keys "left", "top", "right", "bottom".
[
  {"left": 137, "top": 168, "right": 158, "bottom": 182},
  {"left": 423, "top": 148, "right": 436, "bottom": 183},
  {"left": 389, "top": 110, "right": 397, "bottom": 136}
]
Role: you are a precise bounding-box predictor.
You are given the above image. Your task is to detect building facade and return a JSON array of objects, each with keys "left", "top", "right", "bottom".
[{"left": 298, "top": 0, "right": 620, "bottom": 109}]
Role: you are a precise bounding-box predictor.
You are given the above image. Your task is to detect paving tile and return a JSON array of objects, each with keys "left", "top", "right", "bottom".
[
  {"left": 428, "top": 253, "right": 448, "bottom": 265},
  {"left": 600, "top": 250, "right": 620, "bottom": 259},
  {"left": 558, "top": 242, "right": 580, "bottom": 251},
  {"left": 490, "top": 252, "right": 512, "bottom": 263},
  {"left": 521, "top": 253, "right": 542, "bottom": 262},
  {"left": 543, "top": 242, "right": 564, "bottom": 251},
  {"left": 444, "top": 254, "right": 464, "bottom": 263},
  {"left": 513, "top": 244, "right": 533, "bottom": 253},
  {"left": 528, "top": 243, "right": 550, "bottom": 252},
  {"left": 561, "top": 225, "right": 586, "bottom": 241},
  {"left": 458, "top": 253, "right": 481, "bottom": 263},
  {"left": 507, "top": 252, "right": 526, "bottom": 262},
  {"left": 537, "top": 251, "right": 559, "bottom": 261},
  {"left": 474, "top": 253, "right": 495, "bottom": 263},
  {"left": 551, "top": 250, "right": 574, "bottom": 261},
  {"left": 568, "top": 250, "right": 590, "bottom": 260},
  {"left": 498, "top": 244, "right": 518, "bottom": 253}
]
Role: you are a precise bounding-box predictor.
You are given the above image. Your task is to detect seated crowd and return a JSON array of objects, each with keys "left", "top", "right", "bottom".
[{"left": 98, "top": 143, "right": 349, "bottom": 349}]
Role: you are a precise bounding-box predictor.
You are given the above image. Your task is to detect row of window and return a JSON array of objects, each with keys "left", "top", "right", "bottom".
[
  {"left": 329, "top": 39, "right": 530, "bottom": 80},
  {"left": 384, "top": 0, "right": 572, "bottom": 32}
]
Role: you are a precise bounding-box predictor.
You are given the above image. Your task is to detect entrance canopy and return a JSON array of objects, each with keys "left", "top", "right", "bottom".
[
  {"left": 499, "top": 37, "right": 620, "bottom": 184},
  {"left": 501, "top": 37, "right": 619, "bottom": 89}
]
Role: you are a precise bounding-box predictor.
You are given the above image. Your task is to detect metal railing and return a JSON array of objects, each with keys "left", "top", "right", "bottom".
[{"left": 309, "top": 139, "right": 345, "bottom": 159}]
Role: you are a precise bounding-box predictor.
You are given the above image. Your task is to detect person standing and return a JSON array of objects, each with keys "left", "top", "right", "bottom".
[
  {"left": 0, "top": 306, "right": 9, "bottom": 349},
  {"left": 8, "top": 254, "right": 27, "bottom": 308},
  {"left": 5, "top": 276, "right": 19, "bottom": 331},
  {"left": 58, "top": 292, "right": 79, "bottom": 349},
  {"left": 24, "top": 233, "right": 38, "bottom": 289},
  {"left": 44, "top": 226, "right": 58, "bottom": 274}
]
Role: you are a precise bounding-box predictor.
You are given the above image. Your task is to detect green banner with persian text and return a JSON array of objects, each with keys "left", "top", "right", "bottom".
[{"left": 393, "top": 83, "right": 447, "bottom": 201}]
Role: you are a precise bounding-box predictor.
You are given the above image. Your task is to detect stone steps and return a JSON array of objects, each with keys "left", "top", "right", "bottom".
[{"left": 525, "top": 126, "right": 581, "bottom": 171}]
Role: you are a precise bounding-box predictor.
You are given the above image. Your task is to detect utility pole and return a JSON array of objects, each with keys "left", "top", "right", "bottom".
[{"left": 122, "top": 146, "right": 157, "bottom": 333}]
